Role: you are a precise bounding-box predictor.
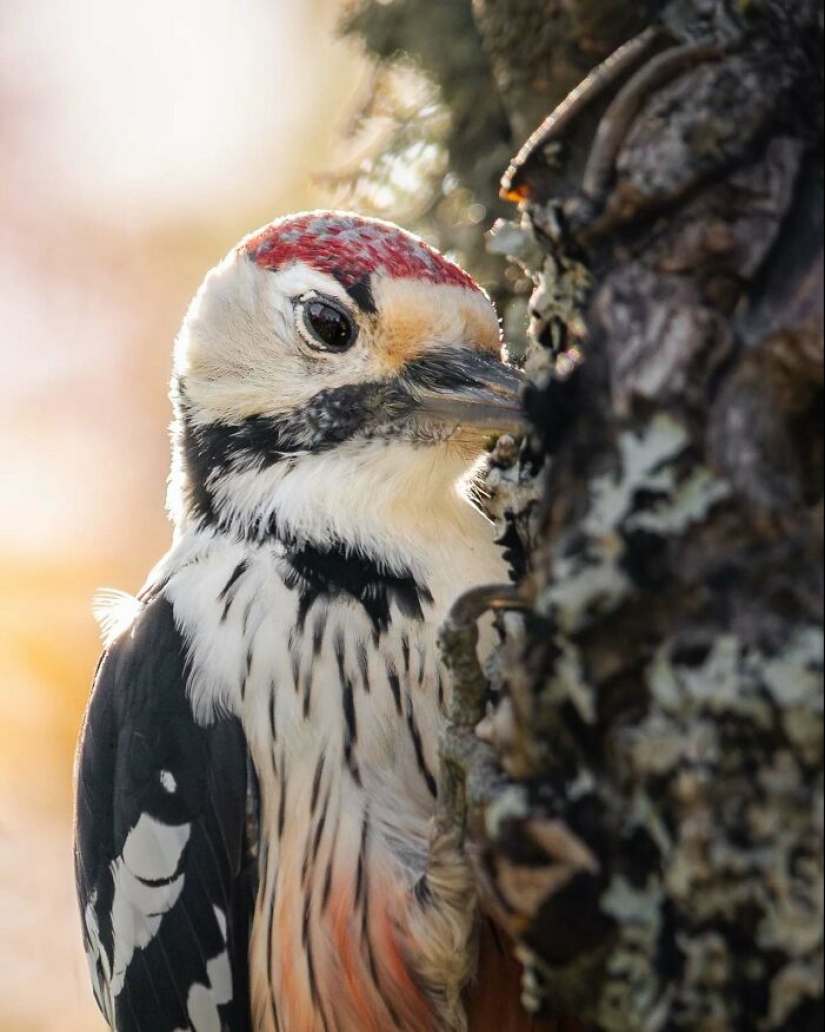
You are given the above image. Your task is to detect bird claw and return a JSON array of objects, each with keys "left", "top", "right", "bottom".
[
  {"left": 437, "top": 584, "right": 531, "bottom": 839},
  {"left": 440, "top": 584, "right": 530, "bottom": 727},
  {"left": 500, "top": 26, "right": 672, "bottom": 204},
  {"left": 572, "top": 38, "right": 726, "bottom": 238},
  {"left": 501, "top": 24, "right": 729, "bottom": 241}
]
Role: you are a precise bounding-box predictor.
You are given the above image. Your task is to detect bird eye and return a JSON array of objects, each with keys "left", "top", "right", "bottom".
[{"left": 296, "top": 296, "right": 358, "bottom": 352}]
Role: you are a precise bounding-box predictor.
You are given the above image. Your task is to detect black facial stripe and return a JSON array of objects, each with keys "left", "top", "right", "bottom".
[
  {"left": 177, "top": 378, "right": 416, "bottom": 522},
  {"left": 179, "top": 410, "right": 223, "bottom": 524},
  {"left": 296, "top": 382, "right": 410, "bottom": 449},
  {"left": 181, "top": 380, "right": 413, "bottom": 461},
  {"left": 175, "top": 346, "right": 505, "bottom": 526}
]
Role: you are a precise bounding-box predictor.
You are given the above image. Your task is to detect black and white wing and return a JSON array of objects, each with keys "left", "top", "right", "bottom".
[{"left": 74, "top": 595, "right": 256, "bottom": 1032}]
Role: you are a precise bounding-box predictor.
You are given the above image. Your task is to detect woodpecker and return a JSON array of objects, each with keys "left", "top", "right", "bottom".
[{"left": 74, "top": 211, "right": 552, "bottom": 1032}]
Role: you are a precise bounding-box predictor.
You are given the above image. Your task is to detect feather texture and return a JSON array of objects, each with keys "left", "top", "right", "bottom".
[{"left": 74, "top": 596, "right": 255, "bottom": 1031}]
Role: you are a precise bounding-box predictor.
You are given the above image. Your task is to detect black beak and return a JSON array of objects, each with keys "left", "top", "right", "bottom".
[{"left": 402, "top": 349, "right": 526, "bottom": 435}]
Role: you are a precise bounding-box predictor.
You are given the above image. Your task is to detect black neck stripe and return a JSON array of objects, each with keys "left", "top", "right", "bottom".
[{"left": 282, "top": 540, "right": 434, "bottom": 634}]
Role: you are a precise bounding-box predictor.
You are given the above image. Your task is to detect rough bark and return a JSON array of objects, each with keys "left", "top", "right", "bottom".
[{"left": 345, "top": 1, "right": 824, "bottom": 1029}]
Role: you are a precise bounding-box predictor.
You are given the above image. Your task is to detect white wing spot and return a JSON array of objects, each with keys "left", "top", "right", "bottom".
[
  {"left": 207, "top": 906, "right": 233, "bottom": 1003},
  {"left": 109, "top": 816, "right": 191, "bottom": 997},
  {"left": 187, "top": 985, "right": 222, "bottom": 1032},
  {"left": 83, "top": 897, "right": 115, "bottom": 1025},
  {"left": 160, "top": 770, "right": 178, "bottom": 793},
  {"left": 121, "top": 815, "right": 189, "bottom": 882},
  {"left": 182, "top": 908, "right": 233, "bottom": 1031}
]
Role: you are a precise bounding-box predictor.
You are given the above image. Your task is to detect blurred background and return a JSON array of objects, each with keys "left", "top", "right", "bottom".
[{"left": 0, "top": 1, "right": 366, "bottom": 1027}]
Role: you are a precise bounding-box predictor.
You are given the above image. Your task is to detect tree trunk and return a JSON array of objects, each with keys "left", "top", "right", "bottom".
[{"left": 346, "top": 1, "right": 824, "bottom": 1028}]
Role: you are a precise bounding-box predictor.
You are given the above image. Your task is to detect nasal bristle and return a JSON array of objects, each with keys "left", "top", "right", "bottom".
[{"left": 244, "top": 211, "right": 478, "bottom": 292}]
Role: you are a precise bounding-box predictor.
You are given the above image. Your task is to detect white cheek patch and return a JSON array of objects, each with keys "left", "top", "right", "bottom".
[{"left": 176, "top": 256, "right": 378, "bottom": 426}]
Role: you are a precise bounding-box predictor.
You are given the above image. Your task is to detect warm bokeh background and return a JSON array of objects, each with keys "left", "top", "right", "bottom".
[{"left": 0, "top": 2, "right": 365, "bottom": 1027}]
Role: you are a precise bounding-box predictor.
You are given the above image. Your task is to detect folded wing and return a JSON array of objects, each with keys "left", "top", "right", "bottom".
[{"left": 74, "top": 595, "right": 256, "bottom": 1032}]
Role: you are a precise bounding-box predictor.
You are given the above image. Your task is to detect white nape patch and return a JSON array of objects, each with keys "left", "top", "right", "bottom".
[
  {"left": 160, "top": 770, "right": 177, "bottom": 793},
  {"left": 109, "top": 816, "right": 191, "bottom": 997},
  {"left": 185, "top": 907, "right": 233, "bottom": 1032},
  {"left": 92, "top": 589, "right": 144, "bottom": 647}
]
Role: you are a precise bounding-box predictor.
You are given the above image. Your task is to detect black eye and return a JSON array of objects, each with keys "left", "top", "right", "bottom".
[{"left": 298, "top": 297, "right": 357, "bottom": 352}]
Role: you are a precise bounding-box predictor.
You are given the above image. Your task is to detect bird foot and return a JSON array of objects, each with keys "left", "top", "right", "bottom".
[
  {"left": 437, "top": 585, "right": 531, "bottom": 840},
  {"left": 500, "top": 23, "right": 731, "bottom": 241}
]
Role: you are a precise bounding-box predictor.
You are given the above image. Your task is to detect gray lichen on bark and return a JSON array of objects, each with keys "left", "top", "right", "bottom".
[{"left": 464, "top": 1, "right": 824, "bottom": 1028}]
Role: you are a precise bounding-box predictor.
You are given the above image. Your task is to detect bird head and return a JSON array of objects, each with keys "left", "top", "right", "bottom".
[{"left": 170, "top": 211, "right": 523, "bottom": 549}]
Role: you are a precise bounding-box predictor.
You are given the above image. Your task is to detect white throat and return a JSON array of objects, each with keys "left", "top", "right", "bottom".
[{"left": 206, "top": 440, "right": 500, "bottom": 581}]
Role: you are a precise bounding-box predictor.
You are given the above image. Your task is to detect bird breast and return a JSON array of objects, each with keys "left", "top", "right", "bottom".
[{"left": 161, "top": 517, "right": 507, "bottom": 1031}]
